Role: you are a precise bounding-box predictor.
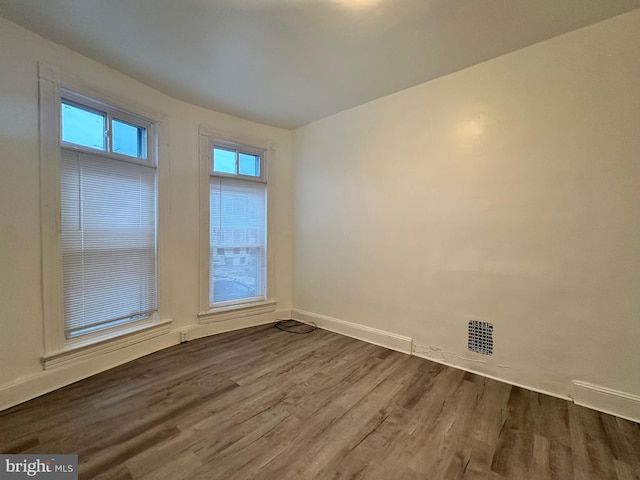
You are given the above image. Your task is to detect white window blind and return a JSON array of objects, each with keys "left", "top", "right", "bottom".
[
  {"left": 61, "top": 149, "right": 157, "bottom": 337},
  {"left": 209, "top": 177, "right": 266, "bottom": 306}
]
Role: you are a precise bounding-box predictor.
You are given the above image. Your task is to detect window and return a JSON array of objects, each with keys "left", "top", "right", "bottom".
[
  {"left": 59, "top": 90, "right": 157, "bottom": 338},
  {"left": 207, "top": 140, "right": 266, "bottom": 307},
  {"left": 61, "top": 96, "right": 149, "bottom": 160},
  {"left": 212, "top": 145, "right": 263, "bottom": 179},
  {"left": 38, "top": 63, "right": 170, "bottom": 364}
]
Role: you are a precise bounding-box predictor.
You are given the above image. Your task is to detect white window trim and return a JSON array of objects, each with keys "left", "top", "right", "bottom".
[
  {"left": 38, "top": 62, "right": 172, "bottom": 368},
  {"left": 198, "top": 125, "right": 276, "bottom": 323}
]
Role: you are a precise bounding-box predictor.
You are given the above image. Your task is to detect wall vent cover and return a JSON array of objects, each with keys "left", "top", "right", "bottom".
[{"left": 468, "top": 320, "right": 493, "bottom": 355}]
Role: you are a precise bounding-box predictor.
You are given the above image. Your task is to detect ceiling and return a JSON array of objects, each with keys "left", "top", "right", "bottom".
[{"left": 1, "top": 0, "right": 638, "bottom": 129}]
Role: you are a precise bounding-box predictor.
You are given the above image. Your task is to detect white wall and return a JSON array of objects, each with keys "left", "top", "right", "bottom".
[
  {"left": 293, "top": 11, "right": 640, "bottom": 419},
  {"left": 0, "top": 16, "right": 293, "bottom": 408}
]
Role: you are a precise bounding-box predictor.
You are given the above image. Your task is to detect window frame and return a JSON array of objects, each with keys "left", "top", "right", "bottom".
[
  {"left": 211, "top": 139, "right": 266, "bottom": 182},
  {"left": 198, "top": 126, "right": 276, "bottom": 322},
  {"left": 38, "top": 62, "right": 171, "bottom": 367},
  {"left": 61, "top": 89, "right": 154, "bottom": 167}
]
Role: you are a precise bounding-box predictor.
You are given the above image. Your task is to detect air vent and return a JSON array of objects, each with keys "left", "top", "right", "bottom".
[{"left": 468, "top": 320, "right": 493, "bottom": 355}]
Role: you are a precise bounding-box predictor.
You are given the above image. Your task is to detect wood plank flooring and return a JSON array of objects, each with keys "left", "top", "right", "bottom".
[{"left": 1, "top": 324, "right": 638, "bottom": 479}]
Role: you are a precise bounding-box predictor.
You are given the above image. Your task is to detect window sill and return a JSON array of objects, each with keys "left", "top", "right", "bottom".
[
  {"left": 42, "top": 319, "right": 172, "bottom": 370},
  {"left": 198, "top": 300, "right": 277, "bottom": 324}
]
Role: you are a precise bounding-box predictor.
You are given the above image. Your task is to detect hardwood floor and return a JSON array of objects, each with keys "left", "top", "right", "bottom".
[{"left": 1, "top": 324, "right": 638, "bottom": 479}]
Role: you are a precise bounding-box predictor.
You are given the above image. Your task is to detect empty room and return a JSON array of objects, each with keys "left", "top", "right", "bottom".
[{"left": 0, "top": 0, "right": 638, "bottom": 479}]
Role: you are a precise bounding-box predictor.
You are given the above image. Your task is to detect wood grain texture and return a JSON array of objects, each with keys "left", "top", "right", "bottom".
[{"left": 1, "top": 325, "right": 638, "bottom": 479}]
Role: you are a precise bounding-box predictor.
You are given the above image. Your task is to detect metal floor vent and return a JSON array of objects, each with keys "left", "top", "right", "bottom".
[{"left": 468, "top": 320, "right": 493, "bottom": 355}]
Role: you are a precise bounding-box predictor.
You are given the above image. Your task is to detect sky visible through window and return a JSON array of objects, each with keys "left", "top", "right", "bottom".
[
  {"left": 213, "top": 147, "right": 260, "bottom": 177},
  {"left": 213, "top": 147, "right": 236, "bottom": 174},
  {"left": 62, "top": 102, "right": 104, "bottom": 150},
  {"left": 62, "top": 102, "right": 145, "bottom": 158}
]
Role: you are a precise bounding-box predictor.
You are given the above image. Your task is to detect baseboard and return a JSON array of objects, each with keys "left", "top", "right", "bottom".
[
  {"left": 292, "top": 309, "right": 562, "bottom": 400},
  {"left": 572, "top": 381, "right": 640, "bottom": 423},
  {"left": 291, "top": 309, "right": 639, "bottom": 423},
  {"left": 5, "top": 307, "right": 637, "bottom": 424},
  {"left": 187, "top": 307, "right": 291, "bottom": 341},
  {"left": 0, "top": 307, "right": 291, "bottom": 412},
  {"left": 291, "top": 308, "right": 413, "bottom": 354},
  {"left": 411, "top": 350, "right": 570, "bottom": 402},
  {"left": 0, "top": 332, "right": 177, "bottom": 412}
]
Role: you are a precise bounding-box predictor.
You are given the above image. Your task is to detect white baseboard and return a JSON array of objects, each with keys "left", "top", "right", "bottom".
[
  {"left": 292, "top": 309, "right": 639, "bottom": 423},
  {"left": 187, "top": 308, "right": 291, "bottom": 341},
  {"left": 5, "top": 306, "right": 637, "bottom": 424},
  {"left": 0, "top": 333, "right": 177, "bottom": 412},
  {"left": 572, "top": 381, "right": 640, "bottom": 423},
  {"left": 291, "top": 308, "right": 413, "bottom": 354},
  {"left": 411, "top": 350, "right": 570, "bottom": 402},
  {"left": 0, "top": 308, "right": 290, "bottom": 412}
]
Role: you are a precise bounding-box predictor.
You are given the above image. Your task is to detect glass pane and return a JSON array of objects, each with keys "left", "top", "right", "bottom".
[
  {"left": 62, "top": 101, "right": 106, "bottom": 151},
  {"left": 213, "top": 147, "right": 236, "bottom": 174},
  {"left": 211, "top": 245, "right": 262, "bottom": 303},
  {"left": 239, "top": 153, "right": 260, "bottom": 177},
  {"left": 112, "top": 119, "right": 147, "bottom": 159},
  {"left": 210, "top": 179, "right": 266, "bottom": 305}
]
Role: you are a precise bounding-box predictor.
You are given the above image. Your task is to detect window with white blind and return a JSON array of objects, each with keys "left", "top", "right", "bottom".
[
  {"left": 59, "top": 90, "right": 157, "bottom": 338},
  {"left": 208, "top": 141, "right": 267, "bottom": 308}
]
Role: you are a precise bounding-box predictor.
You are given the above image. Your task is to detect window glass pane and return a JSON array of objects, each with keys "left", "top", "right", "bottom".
[
  {"left": 213, "top": 147, "right": 236, "bottom": 174},
  {"left": 239, "top": 153, "right": 260, "bottom": 177},
  {"left": 62, "top": 101, "right": 106, "bottom": 151},
  {"left": 112, "top": 119, "right": 147, "bottom": 159},
  {"left": 210, "top": 178, "right": 266, "bottom": 305}
]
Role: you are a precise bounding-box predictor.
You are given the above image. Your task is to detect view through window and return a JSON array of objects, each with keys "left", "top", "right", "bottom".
[
  {"left": 209, "top": 143, "right": 266, "bottom": 306},
  {"left": 60, "top": 91, "right": 157, "bottom": 338}
]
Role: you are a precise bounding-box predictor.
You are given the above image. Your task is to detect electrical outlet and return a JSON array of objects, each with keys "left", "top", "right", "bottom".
[{"left": 180, "top": 330, "right": 188, "bottom": 343}]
